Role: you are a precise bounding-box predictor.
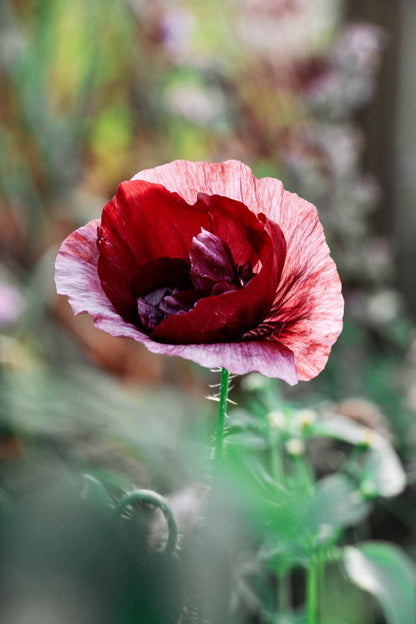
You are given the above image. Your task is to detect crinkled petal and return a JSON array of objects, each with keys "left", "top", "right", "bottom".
[
  {"left": 101, "top": 179, "right": 210, "bottom": 262},
  {"left": 189, "top": 229, "right": 237, "bottom": 289},
  {"left": 133, "top": 160, "right": 285, "bottom": 224},
  {"left": 55, "top": 219, "right": 110, "bottom": 319},
  {"left": 97, "top": 181, "right": 210, "bottom": 320},
  {"left": 197, "top": 193, "right": 262, "bottom": 268},
  {"left": 144, "top": 339, "right": 298, "bottom": 384},
  {"left": 264, "top": 190, "right": 344, "bottom": 380}
]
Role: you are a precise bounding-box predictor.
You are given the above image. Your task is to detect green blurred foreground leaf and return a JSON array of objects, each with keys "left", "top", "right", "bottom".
[
  {"left": 359, "top": 437, "right": 406, "bottom": 498},
  {"left": 309, "top": 415, "right": 406, "bottom": 498},
  {"left": 303, "top": 474, "right": 369, "bottom": 544},
  {"left": 343, "top": 542, "right": 416, "bottom": 624}
]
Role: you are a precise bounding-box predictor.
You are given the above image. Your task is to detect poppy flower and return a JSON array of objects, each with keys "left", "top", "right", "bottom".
[{"left": 55, "top": 160, "right": 343, "bottom": 384}]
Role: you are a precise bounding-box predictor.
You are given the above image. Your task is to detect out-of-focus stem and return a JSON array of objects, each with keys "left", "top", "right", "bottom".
[
  {"left": 270, "top": 434, "right": 284, "bottom": 487},
  {"left": 307, "top": 561, "right": 318, "bottom": 624}
]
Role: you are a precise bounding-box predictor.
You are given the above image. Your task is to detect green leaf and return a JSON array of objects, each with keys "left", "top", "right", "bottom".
[
  {"left": 266, "top": 474, "right": 368, "bottom": 564},
  {"left": 344, "top": 542, "right": 416, "bottom": 624},
  {"left": 82, "top": 474, "right": 114, "bottom": 510},
  {"left": 359, "top": 437, "right": 406, "bottom": 498},
  {"left": 308, "top": 414, "right": 406, "bottom": 498},
  {"left": 224, "top": 411, "right": 269, "bottom": 450},
  {"left": 304, "top": 474, "right": 369, "bottom": 543},
  {"left": 310, "top": 414, "right": 373, "bottom": 445},
  {"left": 224, "top": 429, "right": 269, "bottom": 450}
]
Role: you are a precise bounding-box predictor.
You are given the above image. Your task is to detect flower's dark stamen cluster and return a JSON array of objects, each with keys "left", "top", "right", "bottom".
[
  {"left": 137, "top": 287, "right": 176, "bottom": 332},
  {"left": 136, "top": 229, "right": 256, "bottom": 334}
]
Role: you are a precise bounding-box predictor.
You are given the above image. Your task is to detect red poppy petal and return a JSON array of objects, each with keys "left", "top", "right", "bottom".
[
  {"left": 150, "top": 222, "right": 285, "bottom": 344},
  {"left": 97, "top": 181, "right": 211, "bottom": 319},
  {"left": 96, "top": 227, "right": 137, "bottom": 322},
  {"left": 264, "top": 190, "right": 344, "bottom": 380},
  {"left": 101, "top": 179, "right": 210, "bottom": 263},
  {"left": 196, "top": 193, "right": 263, "bottom": 268},
  {"left": 144, "top": 339, "right": 298, "bottom": 384},
  {"left": 55, "top": 219, "right": 123, "bottom": 321},
  {"left": 55, "top": 219, "right": 155, "bottom": 341},
  {"left": 189, "top": 229, "right": 237, "bottom": 289},
  {"left": 133, "top": 160, "right": 285, "bottom": 224}
]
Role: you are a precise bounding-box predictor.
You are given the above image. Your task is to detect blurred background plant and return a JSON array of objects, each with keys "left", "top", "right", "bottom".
[{"left": 0, "top": 0, "right": 415, "bottom": 622}]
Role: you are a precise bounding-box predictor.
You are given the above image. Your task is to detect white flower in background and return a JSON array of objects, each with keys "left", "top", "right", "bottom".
[
  {"left": 238, "top": 0, "right": 342, "bottom": 65},
  {"left": 0, "top": 283, "right": 24, "bottom": 329},
  {"left": 166, "top": 82, "right": 228, "bottom": 128}
]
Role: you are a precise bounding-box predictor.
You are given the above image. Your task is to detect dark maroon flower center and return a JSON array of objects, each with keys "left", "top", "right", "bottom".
[
  {"left": 135, "top": 229, "right": 255, "bottom": 333},
  {"left": 96, "top": 183, "right": 287, "bottom": 345}
]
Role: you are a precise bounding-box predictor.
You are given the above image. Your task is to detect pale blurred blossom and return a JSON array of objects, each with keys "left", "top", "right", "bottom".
[
  {"left": 309, "top": 124, "right": 364, "bottom": 178},
  {"left": 333, "top": 23, "right": 386, "bottom": 77},
  {"left": 167, "top": 83, "right": 228, "bottom": 128},
  {"left": 294, "top": 408, "right": 317, "bottom": 428},
  {"left": 160, "top": 6, "right": 194, "bottom": 59},
  {"left": 363, "top": 238, "right": 395, "bottom": 283},
  {"left": 365, "top": 289, "right": 403, "bottom": 327},
  {"left": 342, "top": 238, "right": 393, "bottom": 285},
  {"left": 306, "top": 23, "right": 386, "bottom": 118},
  {"left": 0, "top": 284, "right": 24, "bottom": 329},
  {"left": 286, "top": 124, "right": 379, "bottom": 233},
  {"left": 127, "top": 0, "right": 194, "bottom": 61},
  {"left": 285, "top": 438, "right": 304, "bottom": 455},
  {"left": 238, "top": 0, "right": 342, "bottom": 65},
  {"left": 267, "top": 411, "right": 285, "bottom": 429}
]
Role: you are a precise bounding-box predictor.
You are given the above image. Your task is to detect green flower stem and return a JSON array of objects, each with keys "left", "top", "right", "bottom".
[
  {"left": 293, "top": 453, "right": 314, "bottom": 495},
  {"left": 318, "top": 562, "right": 325, "bottom": 619},
  {"left": 272, "top": 442, "right": 291, "bottom": 617},
  {"left": 307, "top": 561, "right": 318, "bottom": 624},
  {"left": 270, "top": 434, "right": 285, "bottom": 487},
  {"left": 214, "top": 367, "right": 230, "bottom": 465}
]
